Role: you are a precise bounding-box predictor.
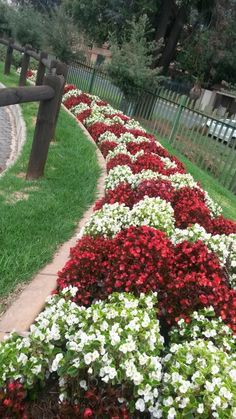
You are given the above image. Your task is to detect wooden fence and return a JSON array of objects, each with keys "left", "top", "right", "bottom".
[
  {"left": 0, "top": 37, "right": 68, "bottom": 179},
  {"left": 68, "top": 61, "right": 236, "bottom": 194}
]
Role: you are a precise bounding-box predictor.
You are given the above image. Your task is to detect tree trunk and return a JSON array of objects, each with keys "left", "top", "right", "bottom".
[
  {"left": 155, "top": 0, "right": 175, "bottom": 42},
  {"left": 160, "top": 5, "right": 187, "bottom": 72},
  {"left": 152, "top": 0, "right": 176, "bottom": 68}
]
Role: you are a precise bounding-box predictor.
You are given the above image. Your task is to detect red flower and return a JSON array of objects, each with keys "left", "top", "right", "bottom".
[
  {"left": 95, "top": 100, "right": 108, "bottom": 106},
  {"left": 64, "top": 84, "right": 76, "bottom": 94},
  {"left": 99, "top": 141, "right": 118, "bottom": 158},
  {"left": 134, "top": 179, "right": 175, "bottom": 204},
  {"left": 126, "top": 129, "right": 155, "bottom": 140},
  {"left": 104, "top": 113, "right": 130, "bottom": 122},
  {"left": 87, "top": 122, "right": 127, "bottom": 143},
  {"left": 172, "top": 187, "right": 212, "bottom": 229},
  {"left": 83, "top": 407, "right": 94, "bottom": 418},
  {"left": 64, "top": 94, "right": 92, "bottom": 109},
  {"left": 204, "top": 215, "right": 236, "bottom": 235},
  {"left": 0, "top": 381, "right": 27, "bottom": 417},
  {"left": 57, "top": 235, "right": 113, "bottom": 306},
  {"left": 76, "top": 109, "right": 92, "bottom": 123},
  {"left": 26, "top": 70, "right": 33, "bottom": 78},
  {"left": 107, "top": 154, "right": 133, "bottom": 172},
  {"left": 126, "top": 141, "right": 169, "bottom": 157},
  {"left": 132, "top": 153, "right": 165, "bottom": 174},
  {"left": 94, "top": 183, "right": 135, "bottom": 210},
  {"left": 104, "top": 226, "right": 174, "bottom": 296},
  {"left": 159, "top": 240, "right": 227, "bottom": 324}
]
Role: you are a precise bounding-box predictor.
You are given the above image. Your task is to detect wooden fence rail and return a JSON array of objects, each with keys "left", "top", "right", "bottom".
[{"left": 0, "top": 37, "right": 68, "bottom": 179}]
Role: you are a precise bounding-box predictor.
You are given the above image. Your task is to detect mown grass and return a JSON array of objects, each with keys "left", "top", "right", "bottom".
[{"left": 0, "top": 62, "right": 101, "bottom": 303}]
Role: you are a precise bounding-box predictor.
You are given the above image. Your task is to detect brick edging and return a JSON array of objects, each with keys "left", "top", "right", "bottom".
[{"left": 0, "top": 106, "right": 106, "bottom": 341}]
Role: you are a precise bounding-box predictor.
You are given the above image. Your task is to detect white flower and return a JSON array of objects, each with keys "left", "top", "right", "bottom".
[
  {"left": 51, "top": 353, "right": 63, "bottom": 372},
  {"left": 179, "top": 381, "right": 191, "bottom": 393},
  {"left": 167, "top": 407, "right": 177, "bottom": 418},
  {"left": 31, "top": 364, "right": 42, "bottom": 375},
  {"left": 229, "top": 369, "right": 236, "bottom": 382},
  {"left": 163, "top": 397, "right": 173, "bottom": 406},
  {"left": 135, "top": 398, "right": 146, "bottom": 412},
  {"left": 18, "top": 353, "right": 28, "bottom": 365},
  {"left": 179, "top": 397, "right": 189, "bottom": 409},
  {"left": 197, "top": 403, "right": 204, "bottom": 414},
  {"left": 79, "top": 380, "right": 88, "bottom": 390}
]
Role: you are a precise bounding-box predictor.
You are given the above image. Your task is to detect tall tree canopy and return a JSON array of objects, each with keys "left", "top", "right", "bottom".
[
  {"left": 62, "top": 0, "right": 219, "bottom": 71},
  {"left": 12, "top": 0, "right": 60, "bottom": 10}
]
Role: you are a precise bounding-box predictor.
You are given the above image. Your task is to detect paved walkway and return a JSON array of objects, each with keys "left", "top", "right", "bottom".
[{"left": 0, "top": 106, "right": 12, "bottom": 173}]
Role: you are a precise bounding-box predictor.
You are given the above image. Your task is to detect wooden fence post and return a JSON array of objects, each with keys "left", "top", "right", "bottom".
[
  {"left": 49, "top": 59, "right": 58, "bottom": 75},
  {"left": 51, "top": 61, "right": 68, "bottom": 140},
  {"left": 26, "top": 74, "right": 65, "bottom": 180},
  {"left": 36, "top": 51, "right": 48, "bottom": 86},
  {"left": 19, "top": 44, "right": 31, "bottom": 86},
  {"left": 4, "top": 38, "right": 14, "bottom": 75}
]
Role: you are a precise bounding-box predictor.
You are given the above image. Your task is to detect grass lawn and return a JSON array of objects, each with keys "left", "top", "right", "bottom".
[{"left": 0, "top": 62, "right": 101, "bottom": 309}]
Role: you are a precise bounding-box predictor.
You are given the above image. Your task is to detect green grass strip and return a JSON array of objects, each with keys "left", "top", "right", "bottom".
[{"left": 0, "top": 62, "right": 101, "bottom": 302}]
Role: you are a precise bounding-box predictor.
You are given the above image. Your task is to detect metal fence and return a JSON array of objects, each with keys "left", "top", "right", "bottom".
[{"left": 67, "top": 61, "right": 236, "bottom": 193}]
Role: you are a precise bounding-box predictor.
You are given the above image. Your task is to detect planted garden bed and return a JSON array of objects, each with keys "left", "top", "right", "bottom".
[{"left": 0, "top": 84, "right": 236, "bottom": 418}]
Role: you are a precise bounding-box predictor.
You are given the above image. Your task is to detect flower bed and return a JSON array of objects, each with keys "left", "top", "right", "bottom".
[{"left": 0, "top": 84, "right": 236, "bottom": 418}]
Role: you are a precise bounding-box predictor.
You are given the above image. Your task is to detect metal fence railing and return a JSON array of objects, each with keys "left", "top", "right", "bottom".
[{"left": 68, "top": 61, "right": 236, "bottom": 194}]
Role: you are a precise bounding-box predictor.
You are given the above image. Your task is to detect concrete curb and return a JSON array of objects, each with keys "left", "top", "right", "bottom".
[
  {"left": 0, "top": 106, "right": 106, "bottom": 341},
  {"left": 0, "top": 82, "right": 26, "bottom": 177}
]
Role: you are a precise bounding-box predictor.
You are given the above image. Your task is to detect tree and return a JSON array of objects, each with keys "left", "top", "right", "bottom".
[
  {"left": 0, "top": 1, "right": 12, "bottom": 36},
  {"left": 8, "top": 5, "right": 44, "bottom": 48},
  {"left": 63, "top": 0, "right": 218, "bottom": 72},
  {"left": 107, "top": 15, "right": 162, "bottom": 109},
  {"left": 63, "top": 0, "right": 159, "bottom": 45},
  {"left": 12, "top": 0, "right": 61, "bottom": 10},
  {"left": 42, "top": 5, "right": 79, "bottom": 63},
  {"left": 176, "top": 0, "right": 236, "bottom": 86}
]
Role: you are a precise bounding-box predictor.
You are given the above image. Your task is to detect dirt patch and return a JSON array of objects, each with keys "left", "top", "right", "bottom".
[
  {"left": 16, "top": 172, "right": 26, "bottom": 179},
  {"left": 5, "top": 191, "right": 29, "bottom": 204}
]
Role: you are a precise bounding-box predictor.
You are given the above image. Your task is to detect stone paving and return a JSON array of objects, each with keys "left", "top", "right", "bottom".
[{"left": 0, "top": 106, "right": 12, "bottom": 173}]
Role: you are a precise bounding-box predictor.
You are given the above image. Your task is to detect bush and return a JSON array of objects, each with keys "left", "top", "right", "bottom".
[{"left": 107, "top": 15, "right": 162, "bottom": 100}]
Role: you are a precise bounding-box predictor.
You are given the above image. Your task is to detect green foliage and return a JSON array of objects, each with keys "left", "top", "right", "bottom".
[
  {"left": 176, "top": 0, "right": 236, "bottom": 85},
  {"left": 107, "top": 15, "right": 162, "bottom": 99},
  {"left": 42, "top": 5, "right": 78, "bottom": 63},
  {"left": 63, "top": 0, "right": 158, "bottom": 45},
  {"left": 9, "top": 5, "right": 44, "bottom": 49},
  {"left": 0, "top": 1, "right": 12, "bottom": 36},
  {"left": 12, "top": 0, "right": 61, "bottom": 10}
]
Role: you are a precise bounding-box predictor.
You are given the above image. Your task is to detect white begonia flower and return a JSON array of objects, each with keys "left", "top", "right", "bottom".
[
  {"left": 163, "top": 397, "right": 174, "bottom": 406},
  {"left": 18, "top": 353, "right": 28, "bottom": 365},
  {"left": 211, "top": 365, "right": 220, "bottom": 375},
  {"left": 51, "top": 353, "right": 63, "bottom": 372},
  {"left": 135, "top": 398, "right": 146, "bottom": 412},
  {"left": 31, "top": 364, "right": 42, "bottom": 375},
  {"left": 167, "top": 407, "right": 177, "bottom": 418},
  {"left": 179, "top": 381, "right": 191, "bottom": 393},
  {"left": 130, "top": 196, "right": 175, "bottom": 236},
  {"left": 62, "top": 89, "right": 82, "bottom": 101},
  {"left": 197, "top": 403, "right": 204, "bottom": 414},
  {"left": 229, "top": 369, "right": 236, "bottom": 381},
  {"left": 84, "top": 202, "right": 131, "bottom": 237}
]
